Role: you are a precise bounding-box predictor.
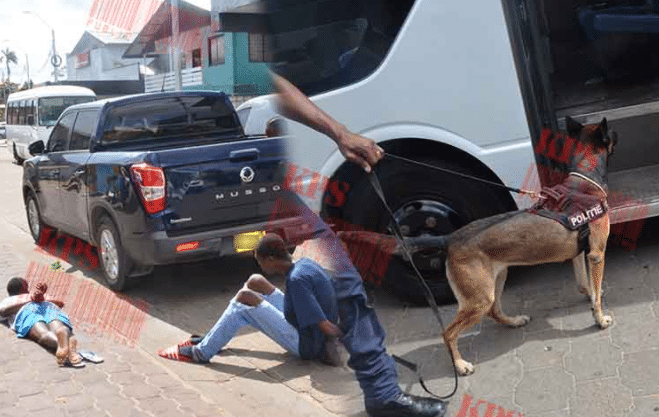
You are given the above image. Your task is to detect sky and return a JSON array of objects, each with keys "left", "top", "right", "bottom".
[
  {"left": 0, "top": 0, "right": 212, "bottom": 86},
  {"left": 0, "top": 0, "right": 96, "bottom": 85}
]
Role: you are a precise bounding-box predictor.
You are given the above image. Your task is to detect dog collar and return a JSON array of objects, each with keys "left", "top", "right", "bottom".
[{"left": 568, "top": 172, "right": 607, "bottom": 197}]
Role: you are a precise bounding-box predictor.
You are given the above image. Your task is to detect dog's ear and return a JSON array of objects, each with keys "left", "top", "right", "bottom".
[
  {"left": 598, "top": 118, "right": 609, "bottom": 145},
  {"left": 565, "top": 116, "right": 583, "bottom": 139}
]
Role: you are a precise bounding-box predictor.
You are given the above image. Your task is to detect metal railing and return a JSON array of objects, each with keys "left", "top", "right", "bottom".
[{"left": 144, "top": 67, "right": 203, "bottom": 93}]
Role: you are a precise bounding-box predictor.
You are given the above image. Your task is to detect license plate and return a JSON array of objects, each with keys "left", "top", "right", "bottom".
[{"left": 234, "top": 231, "right": 266, "bottom": 253}]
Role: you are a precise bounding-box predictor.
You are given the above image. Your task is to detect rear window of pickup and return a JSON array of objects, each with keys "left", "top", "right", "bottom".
[{"left": 101, "top": 95, "right": 243, "bottom": 145}]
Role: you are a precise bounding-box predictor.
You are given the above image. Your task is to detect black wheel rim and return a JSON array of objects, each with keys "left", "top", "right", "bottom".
[{"left": 389, "top": 199, "right": 463, "bottom": 272}]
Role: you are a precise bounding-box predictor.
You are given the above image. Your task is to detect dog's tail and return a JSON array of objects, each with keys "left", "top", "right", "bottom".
[
  {"left": 335, "top": 230, "right": 447, "bottom": 258},
  {"left": 394, "top": 234, "right": 448, "bottom": 256}
]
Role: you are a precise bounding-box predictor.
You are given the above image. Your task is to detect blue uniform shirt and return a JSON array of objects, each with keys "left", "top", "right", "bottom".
[
  {"left": 286, "top": 201, "right": 368, "bottom": 301},
  {"left": 284, "top": 258, "right": 339, "bottom": 360}
]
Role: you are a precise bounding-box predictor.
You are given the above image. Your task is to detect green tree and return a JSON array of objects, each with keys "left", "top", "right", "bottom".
[{"left": 1, "top": 48, "right": 18, "bottom": 83}]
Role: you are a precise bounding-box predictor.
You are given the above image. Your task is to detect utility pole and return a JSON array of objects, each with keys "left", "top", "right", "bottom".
[
  {"left": 25, "top": 54, "right": 30, "bottom": 87},
  {"left": 23, "top": 11, "right": 61, "bottom": 83},
  {"left": 171, "top": 0, "right": 182, "bottom": 91},
  {"left": 51, "top": 27, "right": 60, "bottom": 82}
]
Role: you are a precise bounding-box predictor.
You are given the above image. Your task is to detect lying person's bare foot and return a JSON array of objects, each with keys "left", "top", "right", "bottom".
[
  {"left": 66, "top": 337, "right": 85, "bottom": 368},
  {"left": 56, "top": 343, "right": 69, "bottom": 366}
]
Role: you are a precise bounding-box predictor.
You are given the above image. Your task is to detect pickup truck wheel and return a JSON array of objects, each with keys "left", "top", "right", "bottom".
[
  {"left": 25, "top": 192, "right": 48, "bottom": 243},
  {"left": 13, "top": 144, "right": 25, "bottom": 165},
  {"left": 338, "top": 157, "right": 512, "bottom": 305},
  {"left": 97, "top": 216, "right": 132, "bottom": 291}
]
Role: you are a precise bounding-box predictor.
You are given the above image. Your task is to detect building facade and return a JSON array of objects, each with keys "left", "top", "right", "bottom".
[{"left": 124, "top": 0, "right": 272, "bottom": 106}]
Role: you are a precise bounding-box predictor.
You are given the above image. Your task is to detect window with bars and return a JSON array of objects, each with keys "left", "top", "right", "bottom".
[
  {"left": 192, "top": 49, "right": 202, "bottom": 68},
  {"left": 209, "top": 35, "right": 225, "bottom": 66},
  {"left": 248, "top": 33, "right": 273, "bottom": 63}
]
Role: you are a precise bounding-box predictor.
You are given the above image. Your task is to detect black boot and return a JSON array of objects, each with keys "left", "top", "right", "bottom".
[{"left": 366, "top": 393, "right": 447, "bottom": 417}]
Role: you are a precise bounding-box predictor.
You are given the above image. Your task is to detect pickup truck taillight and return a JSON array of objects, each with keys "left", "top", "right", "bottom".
[{"left": 130, "top": 163, "right": 166, "bottom": 214}]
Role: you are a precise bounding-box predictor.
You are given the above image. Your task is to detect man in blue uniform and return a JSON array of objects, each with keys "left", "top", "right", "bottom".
[{"left": 264, "top": 22, "right": 446, "bottom": 417}]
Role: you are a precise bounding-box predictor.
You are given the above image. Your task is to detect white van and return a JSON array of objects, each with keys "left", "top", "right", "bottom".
[
  {"left": 229, "top": 0, "right": 659, "bottom": 302},
  {"left": 6, "top": 86, "right": 96, "bottom": 163}
]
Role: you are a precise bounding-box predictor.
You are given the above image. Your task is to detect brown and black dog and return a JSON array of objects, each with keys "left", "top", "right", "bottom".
[{"left": 338, "top": 117, "right": 617, "bottom": 375}]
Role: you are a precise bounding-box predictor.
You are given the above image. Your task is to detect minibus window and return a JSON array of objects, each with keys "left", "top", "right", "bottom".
[{"left": 39, "top": 96, "right": 95, "bottom": 126}]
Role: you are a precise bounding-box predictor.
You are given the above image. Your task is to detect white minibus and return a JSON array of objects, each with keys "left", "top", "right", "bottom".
[
  {"left": 231, "top": 0, "right": 659, "bottom": 302},
  {"left": 6, "top": 86, "right": 96, "bottom": 163}
]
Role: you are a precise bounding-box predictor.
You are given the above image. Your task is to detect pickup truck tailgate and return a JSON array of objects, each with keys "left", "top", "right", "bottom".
[{"left": 155, "top": 138, "right": 298, "bottom": 235}]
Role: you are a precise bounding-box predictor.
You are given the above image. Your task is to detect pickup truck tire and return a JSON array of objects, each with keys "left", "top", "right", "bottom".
[
  {"left": 96, "top": 216, "right": 133, "bottom": 291},
  {"left": 25, "top": 191, "right": 48, "bottom": 243},
  {"left": 339, "top": 157, "right": 511, "bottom": 306}
]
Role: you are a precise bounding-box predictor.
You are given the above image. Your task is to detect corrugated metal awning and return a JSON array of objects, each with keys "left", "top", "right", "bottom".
[{"left": 123, "top": 0, "right": 211, "bottom": 58}]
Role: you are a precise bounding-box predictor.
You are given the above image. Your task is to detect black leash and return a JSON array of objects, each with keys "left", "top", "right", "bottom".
[
  {"left": 367, "top": 171, "right": 459, "bottom": 401},
  {"left": 365, "top": 152, "right": 542, "bottom": 400},
  {"left": 383, "top": 153, "right": 539, "bottom": 198}
]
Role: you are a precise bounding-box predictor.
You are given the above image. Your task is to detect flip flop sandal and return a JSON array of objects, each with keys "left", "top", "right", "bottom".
[
  {"left": 178, "top": 334, "right": 205, "bottom": 348},
  {"left": 59, "top": 356, "right": 86, "bottom": 368},
  {"left": 78, "top": 350, "right": 104, "bottom": 364},
  {"left": 157, "top": 345, "right": 193, "bottom": 363}
]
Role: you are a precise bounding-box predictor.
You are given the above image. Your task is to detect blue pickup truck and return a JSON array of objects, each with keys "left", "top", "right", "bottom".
[{"left": 22, "top": 91, "right": 318, "bottom": 290}]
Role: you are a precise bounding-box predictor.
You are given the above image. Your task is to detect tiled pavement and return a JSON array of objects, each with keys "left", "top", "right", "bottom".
[
  {"left": 378, "top": 234, "right": 659, "bottom": 417},
  {"left": 4, "top": 224, "right": 659, "bottom": 416},
  {"left": 0, "top": 326, "right": 224, "bottom": 417},
  {"left": 3, "top": 147, "right": 659, "bottom": 416},
  {"left": 0, "top": 214, "right": 227, "bottom": 416}
]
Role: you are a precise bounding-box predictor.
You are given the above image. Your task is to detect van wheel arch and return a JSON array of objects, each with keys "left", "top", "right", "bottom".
[{"left": 321, "top": 138, "right": 518, "bottom": 305}]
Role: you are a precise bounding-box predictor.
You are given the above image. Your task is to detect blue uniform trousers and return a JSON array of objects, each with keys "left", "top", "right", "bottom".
[
  {"left": 286, "top": 200, "right": 402, "bottom": 407},
  {"left": 338, "top": 295, "right": 401, "bottom": 408}
]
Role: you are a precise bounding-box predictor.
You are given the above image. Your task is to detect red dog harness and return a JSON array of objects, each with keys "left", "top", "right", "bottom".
[
  {"left": 526, "top": 176, "right": 608, "bottom": 254},
  {"left": 527, "top": 183, "right": 608, "bottom": 231}
]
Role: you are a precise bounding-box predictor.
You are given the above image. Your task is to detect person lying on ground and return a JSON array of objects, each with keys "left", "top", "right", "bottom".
[
  {"left": 0, "top": 277, "right": 85, "bottom": 368},
  {"left": 159, "top": 233, "right": 346, "bottom": 367}
]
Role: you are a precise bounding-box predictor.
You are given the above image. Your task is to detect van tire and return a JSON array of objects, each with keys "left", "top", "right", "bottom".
[
  {"left": 337, "top": 157, "right": 511, "bottom": 305},
  {"left": 96, "top": 216, "right": 135, "bottom": 291}
]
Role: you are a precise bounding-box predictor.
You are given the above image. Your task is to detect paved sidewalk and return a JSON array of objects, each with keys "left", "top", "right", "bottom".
[
  {"left": 3, "top": 211, "right": 659, "bottom": 416},
  {"left": 0, "top": 223, "right": 230, "bottom": 417}
]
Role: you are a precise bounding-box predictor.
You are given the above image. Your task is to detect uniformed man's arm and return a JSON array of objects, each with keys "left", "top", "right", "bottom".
[{"left": 270, "top": 72, "right": 384, "bottom": 173}]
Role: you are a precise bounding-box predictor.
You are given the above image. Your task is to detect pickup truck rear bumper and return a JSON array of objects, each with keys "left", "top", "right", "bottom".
[{"left": 123, "top": 216, "right": 326, "bottom": 266}]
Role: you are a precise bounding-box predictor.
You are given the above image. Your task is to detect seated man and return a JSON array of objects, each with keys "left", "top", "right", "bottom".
[
  {"left": 158, "top": 234, "right": 345, "bottom": 366},
  {"left": 0, "top": 278, "right": 84, "bottom": 367},
  {"left": 159, "top": 233, "right": 445, "bottom": 417}
]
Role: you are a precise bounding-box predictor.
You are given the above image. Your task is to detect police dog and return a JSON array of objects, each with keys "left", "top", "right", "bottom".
[{"left": 337, "top": 117, "right": 617, "bottom": 375}]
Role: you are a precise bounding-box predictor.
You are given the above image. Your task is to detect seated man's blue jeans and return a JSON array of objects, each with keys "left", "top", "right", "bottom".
[{"left": 191, "top": 288, "right": 300, "bottom": 362}]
